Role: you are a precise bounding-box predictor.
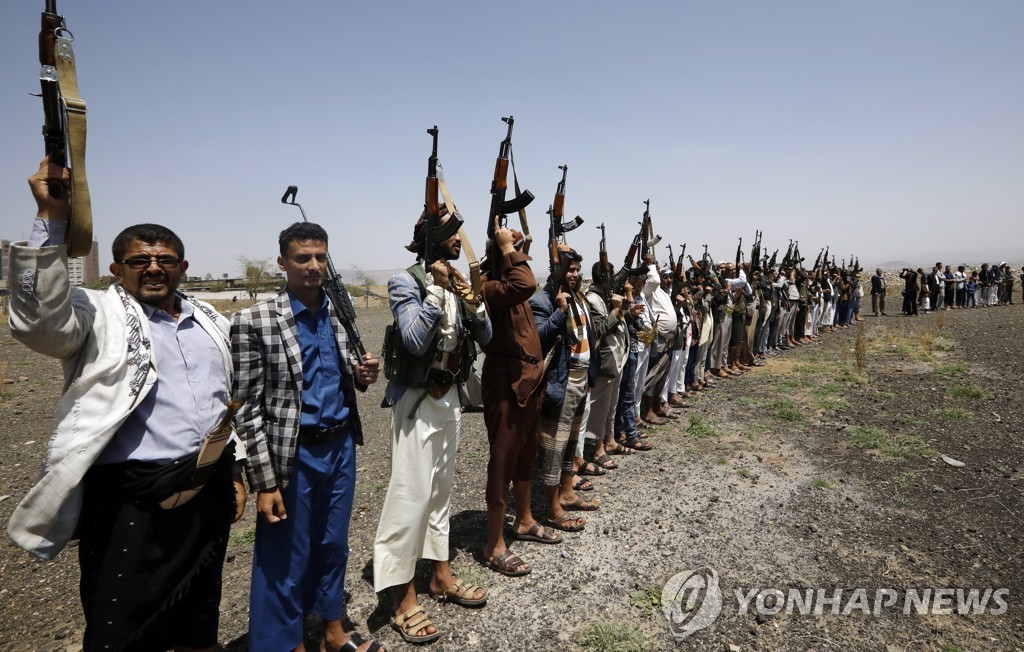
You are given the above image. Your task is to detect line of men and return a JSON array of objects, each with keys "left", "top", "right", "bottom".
[
  {"left": 896, "top": 262, "right": 1019, "bottom": 315},
  {"left": 8, "top": 156, "right": 864, "bottom": 650}
]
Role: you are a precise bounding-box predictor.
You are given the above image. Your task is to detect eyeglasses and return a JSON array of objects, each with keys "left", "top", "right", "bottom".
[{"left": 121, "top": 255, "right": 182, "bottom": 270}]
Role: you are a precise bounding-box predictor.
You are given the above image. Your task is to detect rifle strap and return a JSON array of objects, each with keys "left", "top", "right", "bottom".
[
  {"left": 509, "top": 146, "right": 532, "bottom": 255},
  {"left": 436, "top": 163, "right": 481, "bottom": 305},
  {"left": 54, "top": 31, "right": 92, "bottom": 258}
]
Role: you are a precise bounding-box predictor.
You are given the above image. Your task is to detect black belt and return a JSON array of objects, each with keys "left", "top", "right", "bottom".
[{"left": 299, "top": 419, "right": 349, "bottom": 445}]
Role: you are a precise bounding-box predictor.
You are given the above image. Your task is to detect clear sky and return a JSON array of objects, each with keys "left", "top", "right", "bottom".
[{"left": 2, "top": 1, "right": 1022, "bottom": 278}]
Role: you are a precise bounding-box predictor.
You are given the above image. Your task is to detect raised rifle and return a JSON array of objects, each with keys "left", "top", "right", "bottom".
[
  {"left": 546, "top": 164, "right": 583, "bottom": 276},
  {"left": 750, "top": 230, "right": 762, "bottom": 273},
  {"left": 487, "top": 115, "right": 534, "bottom": 273},
  {"left": 639, "top": 199, "right": 662, "bottom": 258},
  {"left": 767, "top": 248, "right": 779, "bottom": 270},
  {"left": 423, "top": 126, "right": 462, "bottom": 269},
  {"left": 38, "top": 0, "right": 92, "bottom": 257},
  {"left": 735, "top": 237, "right": 743, "bottom": 278},
  {"left": 794, "top": 240, "right": 804, "bottom": 266},
  {"left": 781, "top": 239, "right": 794, "bottom": 268},
  {"left": 281, "top": 186, "right": 366, "bottom": 358}
]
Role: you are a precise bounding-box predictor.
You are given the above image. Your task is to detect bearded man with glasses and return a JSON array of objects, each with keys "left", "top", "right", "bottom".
[{"left": 7, "top": 157, "right": 246, "bottom": 652}]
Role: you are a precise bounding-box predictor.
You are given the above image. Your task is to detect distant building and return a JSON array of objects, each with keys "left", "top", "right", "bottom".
[
  {"left": 0, "top": 239, "right": 10, "bottom": 293},
  {"left": 68, "top": 240, "right": 101, "bottom": 286}
]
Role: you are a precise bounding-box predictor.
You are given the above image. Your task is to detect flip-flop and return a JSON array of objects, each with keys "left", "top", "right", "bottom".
[
  {"left": 577, "top": 461, "right": 607, "bottom": 476},
  {"left": 595, "top": 454, "right": 618, "bottom": 470},
  {"left": 574, "top": 477, "right": 594, "bottom": 492},
  {"left": 545, "top": 513, "right": 586, "bottom": 532},
  {"left": 514, "top": 522, "right": 563, "bottom": 544},
  {"left": 561, "top": 496, "right": 600, "bottom": 511}
]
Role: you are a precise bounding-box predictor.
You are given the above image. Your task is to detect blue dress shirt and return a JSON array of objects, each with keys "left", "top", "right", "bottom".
[{"left": 288, "top": 289, "right": 349, "bottom": 428}]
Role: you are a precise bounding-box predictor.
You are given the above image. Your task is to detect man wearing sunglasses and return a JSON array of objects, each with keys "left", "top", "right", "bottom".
[{"left": 7, "top": 157, "right": 246, "bottom": 651}]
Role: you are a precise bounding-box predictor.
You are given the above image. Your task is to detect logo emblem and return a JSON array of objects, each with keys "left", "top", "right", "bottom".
[{"left": 662, "top": 566, "right": 722, "bottom": 640}]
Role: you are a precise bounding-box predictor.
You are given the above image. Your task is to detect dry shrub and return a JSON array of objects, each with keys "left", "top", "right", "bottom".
[{"left": 935, "top": 310, "right": 946, "bottom": 331}]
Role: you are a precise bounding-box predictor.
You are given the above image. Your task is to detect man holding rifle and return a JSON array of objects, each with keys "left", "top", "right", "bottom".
[
  {"left": 372, "top": 132, "right": 493, "bottom": 642},
  {"left": 232, "top": 222, "right": 382, "bottom": 652},
  {"left": 8, "top": 158, "right": 246, "bottom": 652}
]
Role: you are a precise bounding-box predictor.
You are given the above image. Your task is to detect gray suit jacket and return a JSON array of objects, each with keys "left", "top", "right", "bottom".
[{"left": 231, "top": 289, "right": 365, "bottom": 492}]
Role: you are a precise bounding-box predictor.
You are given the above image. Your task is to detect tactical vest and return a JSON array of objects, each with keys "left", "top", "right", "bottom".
[{"left": 381, "top": 264, "right": 477, "bottom": 389}]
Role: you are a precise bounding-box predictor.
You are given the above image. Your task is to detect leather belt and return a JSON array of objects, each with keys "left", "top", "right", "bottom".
[{"left": 299, "top": 419, "right": 350, "bottom": 445}]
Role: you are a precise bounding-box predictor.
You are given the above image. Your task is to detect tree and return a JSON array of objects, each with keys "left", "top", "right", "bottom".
[
  {"left": 239, "top": 255, "right": 273, "bottom": 301},
  {"left": 351, "top": 265, "right": 375, "bottom": 308}
]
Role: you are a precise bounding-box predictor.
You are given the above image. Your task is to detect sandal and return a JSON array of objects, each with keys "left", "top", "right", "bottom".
[
  {"left": 577, "top": 461, "right": 607, "bottom": 476},
  {"left": 545, "top": 513, "right": 586, "bottom": 532},
  {"left": 431, "top": 578, "right": 488, "bottom": 606},
  {"left": 486, "top": 549, "right": 531, "bottom": 577},
  {"left": 595, "top": 454, "right": 618, "bottom": 470},
  {"left": 574, "top": 477, "right": 594, "bottom": 492},
  {"left": 391, "top": 604, "right": 441, "bottom": 644},
  {"left": 619, "top": 436, "right": 654, "bottom": 451},
  {"left": 606, "top": 443, "right": 635, "bottom": 456},
  {"left": 514, "top": 522, "right": 563, "bottom": 545},
  {"left": 561, "top": 496, "right": 600, "bottom": 511},
  {"left": 339, "top": 641, "right": 384, "bottom": 652}
]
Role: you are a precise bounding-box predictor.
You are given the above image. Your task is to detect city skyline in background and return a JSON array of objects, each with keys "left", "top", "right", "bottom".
[{"left": 1, "top": 2, "right": 1021, "bottom": 280}]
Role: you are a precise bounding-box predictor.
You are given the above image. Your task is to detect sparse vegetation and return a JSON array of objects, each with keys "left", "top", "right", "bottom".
[
  {"left": 764, "top": 399, "right": 805, "bottom": 423},
  {"left": 932, "top": 362, "right": 967, "bottom": 377},
  {"left": 685, "top": 413, "right": 719, "bottom": 439},
  {"left": 812, "top": 478, "right": 832, "bottom": 490},
  {"left": 228, "top": 525, "right": 256, "bottom": 547},
  {"left": 578, "top": 621, "right": 652, "bottom": 652},
  {"left": 935, "top": 408, "right": 971, "bottom": 421},
  {"left": 736, "top": 468, "right": 751, "bottom": 478},
  {"left": 628, "top": 585, "right": 663, "bottom": 617},
  {"left": 848, "top": 426, "right": 931, "bottom": 458},
  {"left": 948, "top": 385, "right": 985, "bottom": 400}
]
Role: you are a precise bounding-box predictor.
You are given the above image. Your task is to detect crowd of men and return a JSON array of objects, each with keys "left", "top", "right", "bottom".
[
  {"left": 22, "top": 151, "right": 1016, "bottom": 650},
  {"left": 895, "top": 263, "right": 1020, "bottom": 315}
]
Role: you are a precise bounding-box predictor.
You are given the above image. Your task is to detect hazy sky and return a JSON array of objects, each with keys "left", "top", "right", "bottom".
[{"left": 2, "top": 1, "right": 1022, "bottom": 278}]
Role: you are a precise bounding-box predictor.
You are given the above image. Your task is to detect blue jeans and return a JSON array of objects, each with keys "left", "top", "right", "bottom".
[
  {"left": 615, "top": 349, "right": 640, "bottom": 439},
  {"left": 248, "top": 432, "right": 357, "bottom": 651}
]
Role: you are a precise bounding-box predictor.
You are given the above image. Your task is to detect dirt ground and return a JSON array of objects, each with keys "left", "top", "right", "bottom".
[{"left": 0, "top": 300, "right": 1021, "bottom": 651}]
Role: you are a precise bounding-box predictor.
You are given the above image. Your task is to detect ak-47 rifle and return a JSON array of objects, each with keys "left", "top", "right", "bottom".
[
  {"left": 735, "top": 237, "right": 743, "bottom": 278},
  {"left": 597, "top": 223, "right": 611, "bottom": 293},
  {"left": 793, "top": 240, "right": 803, "bottom": 267},
  {"left": 38, "top": 0, "right": 92, "bottom": 257},
  {"left": 781, "top": 239, "right": 794, "bottom": 268},
  {"left": 810, "top": 247, "right": 825, "bottom": 282},
  {"left": 767, "top": 248, "right": 779, "bottom": 271},
  {"left": 750, "top": 230, "right": 762, "bottom": 274},
  {"left": 423, "top": 127, "right": 463, "bottom": 269},
  {"left": 546, "top": 164, "right": 583, "bottom": 276},
  {"left": 547, "top": 166, "right": 585, "bottom": 344},
  {"left": 486, "top": 115, "right": 534, "bottom": 274},
  {"left": 422, "top": 126, "right": 476, "bottom": 302},
  {"left": 676, "top": 244, "right": 686, "bottom": 278},
  {"left": 281, "top": 186, "right": 366, "bottom": 358},
  {"left": 639, "top": 199, "right": 662, "bottom": 258}
]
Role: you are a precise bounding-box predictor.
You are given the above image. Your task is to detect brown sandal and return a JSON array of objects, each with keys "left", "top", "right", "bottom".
[
  {"left": 431, "top": 578, "right": 487, "bottom": 606},
  {"left": 486, "top": 549, "right": 531, "bottom": 577},
  {"left": 391, "top": 604, "right": 440, "bottom": 644}
]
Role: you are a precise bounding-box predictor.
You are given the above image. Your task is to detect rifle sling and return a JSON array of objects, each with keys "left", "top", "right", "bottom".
[
  {"left": 509, "top": 146, "right": 532, "bottom": 255},
  {"left": 54, "top": 33, "right": 92, "bottom": 258},
  {"left": 436, "top": 163, "right": 481, "bottom": 304}
]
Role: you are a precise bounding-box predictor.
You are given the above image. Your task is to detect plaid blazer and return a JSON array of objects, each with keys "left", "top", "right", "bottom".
[{"left": 231, "top": 289, "right": 366, "bottom": 492}]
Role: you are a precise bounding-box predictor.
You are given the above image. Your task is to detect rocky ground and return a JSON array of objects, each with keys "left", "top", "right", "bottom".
[{"left": 0, "top": 301, "right": 1021, "bottom": 651}]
